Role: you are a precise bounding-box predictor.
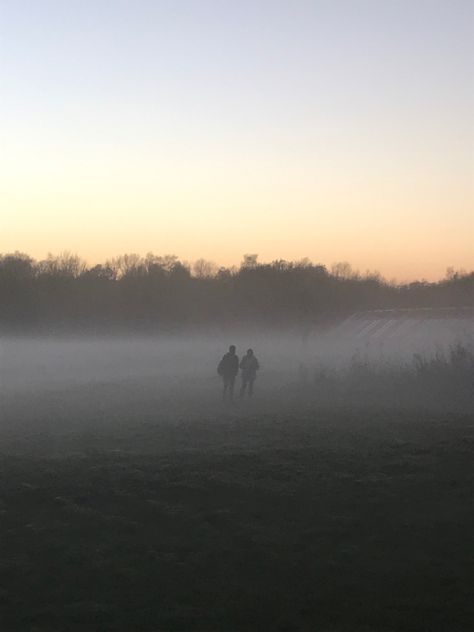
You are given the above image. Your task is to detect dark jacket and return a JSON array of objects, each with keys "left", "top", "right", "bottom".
[
  {"left": 239, "top": 355, "right": 259, "bottom": 380},
  {"left": 218, "top": 352, "right": 239, "bottom": 377}
]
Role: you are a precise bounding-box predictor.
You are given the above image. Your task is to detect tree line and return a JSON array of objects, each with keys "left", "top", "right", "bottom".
[{"left": 0, "top": 252, "right": 472, "bottom": 333}]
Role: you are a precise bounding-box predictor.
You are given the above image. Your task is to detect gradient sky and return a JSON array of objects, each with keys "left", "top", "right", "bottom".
[{"left": 1, "top": 0, "right": 473, "bottom": 280}]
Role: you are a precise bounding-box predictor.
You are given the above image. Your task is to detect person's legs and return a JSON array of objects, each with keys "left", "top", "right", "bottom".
[
  {"left": 240, "top": 378, "right": 247, "bottom": 398},
  {"left": 229, "top": 376, "right": 236, "bottom": 401},
  {"left": 248, "top": 378, "right": 254, "bottom": 397},
  {"left": 222, "top": 375, "right": 234, "bottom": 401}
]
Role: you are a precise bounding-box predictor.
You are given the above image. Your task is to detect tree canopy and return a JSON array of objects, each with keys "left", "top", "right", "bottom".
[{"left": 0, "top": 252, "right": 472, "bottom": 333}]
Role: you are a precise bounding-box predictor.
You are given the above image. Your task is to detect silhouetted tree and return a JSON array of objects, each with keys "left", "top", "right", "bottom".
[{"left": 0, "top": 251, "right": 472, "bottom": 333}]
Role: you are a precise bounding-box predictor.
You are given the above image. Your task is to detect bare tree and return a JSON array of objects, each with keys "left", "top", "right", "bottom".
[{"left": 193, "top": 259, "right": 218, "bottom": 278}]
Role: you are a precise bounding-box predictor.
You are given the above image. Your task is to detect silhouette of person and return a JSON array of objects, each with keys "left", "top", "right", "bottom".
[
  {"left": 239, "top": 348, "right": 260, "bottom": 398},
  {"left": 217, "top": 345, "right": 239, "bottom": 401}
]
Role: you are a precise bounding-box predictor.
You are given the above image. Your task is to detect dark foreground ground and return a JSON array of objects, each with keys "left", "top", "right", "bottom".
[{"left": 0, "top": 386, "right": 473, "bottom": 631}]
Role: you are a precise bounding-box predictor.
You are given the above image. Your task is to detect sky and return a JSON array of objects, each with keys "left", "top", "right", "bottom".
[{"left": 1, "top": 0, "right": 473, "bottom": 281}]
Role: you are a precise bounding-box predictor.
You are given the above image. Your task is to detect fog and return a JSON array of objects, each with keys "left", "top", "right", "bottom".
[
  {"left": 2, "top": 325, "right": 470, "bottom": 392},
  {"left": 1, "top": 321, "right": 472, "bottom": 434},
  {"left": 2, "top": 328, "right": 472, "bottom": 631},
  {"left": 1, "top": 333, "right": 302, "bottom": 394}
]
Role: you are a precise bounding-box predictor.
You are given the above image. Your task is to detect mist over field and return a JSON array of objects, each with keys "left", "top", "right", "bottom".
[
  {"left": 2, "top": 0, "right": 473, "bottom": 627},
  {"left": 1, "top": 324, "right": 473, "bottom": 631},
  {"left": 0, "top": 327, "right": 469, "bottom": 392},
  {"left": 1, "top": 262, "right": 472, "bottom": 631},
  {"left": 1, "top": 251, "right": 470, "bottom": 436},
  {"left": 1, "top": 256, "right": 473, "bottom": 632},
  {"left": 1, "top": 317, "right": 472, "bottom": 439}
]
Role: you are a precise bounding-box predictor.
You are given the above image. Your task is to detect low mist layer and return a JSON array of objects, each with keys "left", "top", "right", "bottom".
[{"left": 1, "top": 328, "right": 472, "bottom": 445}]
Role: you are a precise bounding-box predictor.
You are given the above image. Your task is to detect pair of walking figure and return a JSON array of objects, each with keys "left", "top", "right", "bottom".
[{"left": 217, "top": 345, "right": 260, "bottom": 401}]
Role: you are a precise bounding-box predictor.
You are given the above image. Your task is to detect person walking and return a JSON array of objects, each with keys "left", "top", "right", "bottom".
[
  {"left": 217, "top": 345, "right": 239, "bottom": 401},
  {"left": 239, "top": 348, "right": 260, "bottom": 398}
]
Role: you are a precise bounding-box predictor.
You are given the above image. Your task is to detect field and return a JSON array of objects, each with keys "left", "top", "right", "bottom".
[{"left": 1, "top": 338, "right": 473, "bottom": 631}]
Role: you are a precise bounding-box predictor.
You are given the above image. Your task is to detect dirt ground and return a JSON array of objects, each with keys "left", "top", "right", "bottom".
[{"left": 0, "top": 377, "right": 473, "bottom": 631}]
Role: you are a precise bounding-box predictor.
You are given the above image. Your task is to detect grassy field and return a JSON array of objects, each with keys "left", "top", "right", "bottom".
[{"left": 1, "top": 383, "right": 473, "bottom": 631}]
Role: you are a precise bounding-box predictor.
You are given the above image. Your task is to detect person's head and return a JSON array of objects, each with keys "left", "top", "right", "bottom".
[
  {"left": 246, "top": 348, "right": 253, "bottom": 356},
  {"left": 229, "top": 345, "right": 236, "bottom": 354}
]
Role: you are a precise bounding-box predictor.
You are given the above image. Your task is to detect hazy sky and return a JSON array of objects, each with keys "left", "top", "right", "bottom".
[{"left": 1, "top": 0, "right": 473, "bottom": 280}]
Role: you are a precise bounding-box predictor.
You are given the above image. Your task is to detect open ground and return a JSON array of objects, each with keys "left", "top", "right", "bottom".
[{"left": 0, "top": 337, "right": 473, "bottom": 631}]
